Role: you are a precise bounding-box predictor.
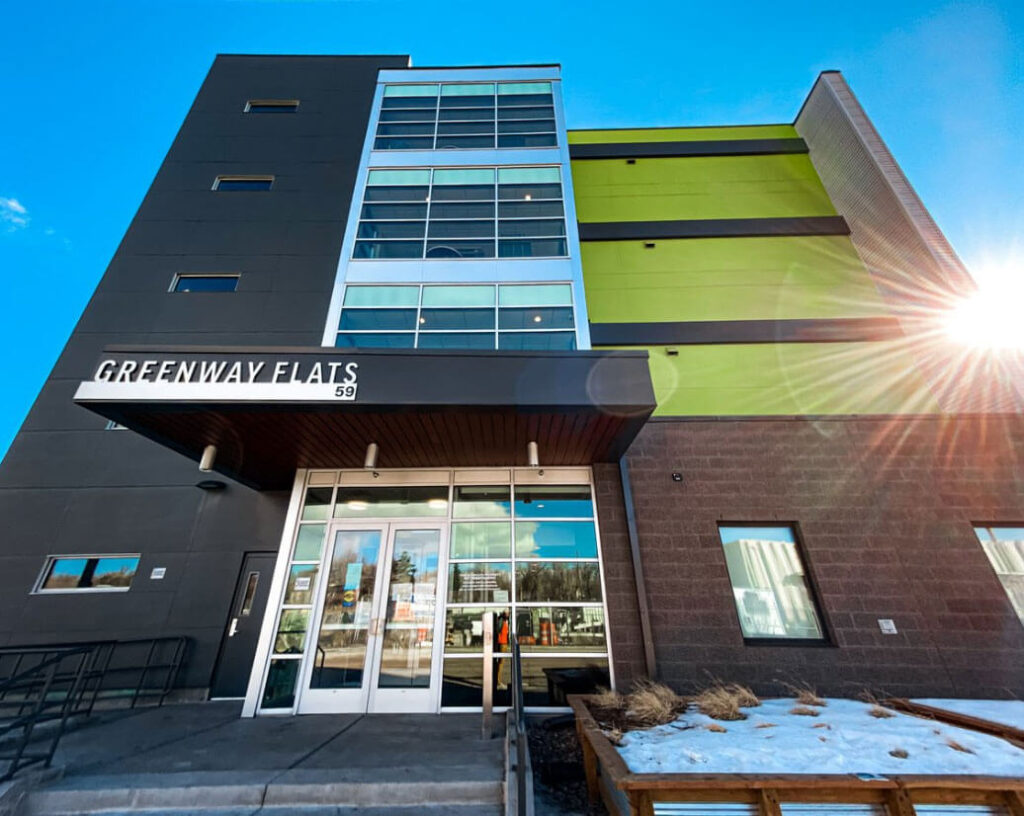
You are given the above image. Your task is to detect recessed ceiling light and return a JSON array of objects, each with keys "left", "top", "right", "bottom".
[
  {"left": 533, "top": 315, "right": 542, "bottom": 323},
  {"left": 524, "top": 194, "right": 532, "bottom": 201}
]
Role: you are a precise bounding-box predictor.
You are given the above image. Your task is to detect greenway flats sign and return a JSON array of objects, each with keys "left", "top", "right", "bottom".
[{"left": 75, "top": 352, "right": 360, "bottom": 403}]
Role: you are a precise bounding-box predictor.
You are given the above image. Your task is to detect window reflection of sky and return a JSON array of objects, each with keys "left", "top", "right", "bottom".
[
  {"left": 514, "top": 521, "right": 597, "bottom": 558},
  {"left": 719, "top": 526, "right": 796, "bottom": 545}
]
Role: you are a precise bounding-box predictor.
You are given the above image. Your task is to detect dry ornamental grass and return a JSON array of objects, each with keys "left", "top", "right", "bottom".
[
  {"left": 626, "top": 681, "right": 686, "bottom": 727},
  {"left": 694, "top": 683, "right": 760, "bottom": 721},
  {"left": 781, "top": 682, "right": 827, "bottom": 707},
  {"left": 790, "top": 705, "right": 821, "bottom": 717},
  {"left": 946, "top": 739, "right": 974, "bottom": 754},
  {"left": 868, "top": 705, "right": 895, "bottom": 719}
]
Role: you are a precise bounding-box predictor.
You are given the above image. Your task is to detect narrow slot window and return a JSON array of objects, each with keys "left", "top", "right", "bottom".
[
  {"left": 36, "top": 555, "right": 141, "bottom": 593},
  {"left": 245, "top": 99, "right": 299, "bottom": 113},
  {"left": 172, "top": 275, "right": 239, "bottom": 293},
  {"left": 213, "top": 176, "right": 273, "bottom": 191}
]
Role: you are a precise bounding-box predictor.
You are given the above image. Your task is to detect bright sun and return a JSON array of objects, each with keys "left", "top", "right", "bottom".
[{"left": 944, "top": 257, "right": 1024, "bottom": 350}]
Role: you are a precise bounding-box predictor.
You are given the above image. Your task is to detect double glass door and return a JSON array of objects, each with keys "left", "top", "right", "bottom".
[{"left": 298, "top": 522, "right": 445, "bottom": 713}]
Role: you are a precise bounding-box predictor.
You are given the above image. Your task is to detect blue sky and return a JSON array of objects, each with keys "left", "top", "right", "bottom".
[{"left": 1, "top": 0, "right": 1021, "bottom": 459}]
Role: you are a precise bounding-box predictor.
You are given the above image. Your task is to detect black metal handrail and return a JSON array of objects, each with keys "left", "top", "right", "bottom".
[
  {"left": 0, "top": 646, "right": 94, "bottom": 782},
  {"left": 507, "top": 632, "right": 533, "bottom": 816},
  {"left": 0, "top": 636, "right": 190, "bottom": 782}
]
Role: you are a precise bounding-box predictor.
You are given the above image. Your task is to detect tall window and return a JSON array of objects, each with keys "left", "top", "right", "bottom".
[
  {"left": 335, "top": 283, "right": 576, "bottom": 350},
  {"left": 974, "top": 526, "right": 1024, "bottom": 625},
  {"left": 375, "top": 82, "right": 557, "bottom": 150},
  {"left": 354, "top": 166, "right": 567, "bottom": 260},
  {"left": 718, "top": 525, "right": 824, "bottom": 641}
]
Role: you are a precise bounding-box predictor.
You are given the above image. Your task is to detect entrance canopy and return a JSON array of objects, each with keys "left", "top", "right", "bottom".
[{"left": 74, "top": 346, "right": 656, "bottom": 489}]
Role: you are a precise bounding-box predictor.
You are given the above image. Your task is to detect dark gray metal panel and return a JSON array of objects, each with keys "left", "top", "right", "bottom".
[
  {"left": 569, "top": 138, "right": 808, "bottom": 159},
  {"left": 589, "top": 316, "right": 906, "bottom": 345},
  {"left": 578, "top": 215, "right": 851, "bottom": 241}
]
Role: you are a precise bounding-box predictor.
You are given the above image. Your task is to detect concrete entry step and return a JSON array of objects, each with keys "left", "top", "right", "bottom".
[
  {"left": 35, "top": 809, "right": 501, "bottom": 816},
  {"left": 26, "top": 771, "right": 503, "bottom": 814},
  {"left": 22, "top": 703, "right": 505, "bottom": 815}
]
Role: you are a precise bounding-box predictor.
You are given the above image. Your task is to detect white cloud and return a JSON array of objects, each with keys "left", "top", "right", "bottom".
[{"left": 0, "top": 197, "right": 29, "bottom": 230}]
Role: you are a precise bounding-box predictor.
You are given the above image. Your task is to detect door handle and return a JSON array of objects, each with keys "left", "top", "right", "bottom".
[
  {"left": 369, "top": 618, "right": 381, "bottom": 636},
  {"left": 228, "top": 617, "right": 239, "bottom": 637}
]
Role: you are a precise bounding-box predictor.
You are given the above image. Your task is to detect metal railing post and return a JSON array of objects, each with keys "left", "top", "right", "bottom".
[{"left": 481, "top": 611, "right": 493, "bottom": 740}]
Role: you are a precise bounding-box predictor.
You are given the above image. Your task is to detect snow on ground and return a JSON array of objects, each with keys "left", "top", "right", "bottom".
[
  {"left": 913, "top": 699, "right": 1024, "bottom": 732},
  {"left": 615, "top": 698, "right": 1024, "bottom": 776}
]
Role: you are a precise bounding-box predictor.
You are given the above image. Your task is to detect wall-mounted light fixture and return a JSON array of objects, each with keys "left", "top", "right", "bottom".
[
  {"left": 527, "top": 441, "right": 539, "bottom": 468},
  {"left": 199, "top": 444, "right": 217, "bottom": 472},
  {"left": 364, "top": 440, "right": 380, "bottom": 470}
]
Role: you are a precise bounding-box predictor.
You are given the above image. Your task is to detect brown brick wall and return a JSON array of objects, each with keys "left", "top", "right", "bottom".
[{"left": 597, "top": 415, "right": 1024, "bottom": 698}]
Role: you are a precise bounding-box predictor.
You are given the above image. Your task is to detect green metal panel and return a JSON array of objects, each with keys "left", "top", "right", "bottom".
[
  {"left": 568, "top": 125, "right": 799, "bottom": 144},
  {"left": 581, "top": 236, "right": 889, "bottom": 322},
  {"left": 571, "top": 155, "right": 836, "bottom": 222},
  {"left": 614, "top": 342, "right": 943, "bottom": 416}
]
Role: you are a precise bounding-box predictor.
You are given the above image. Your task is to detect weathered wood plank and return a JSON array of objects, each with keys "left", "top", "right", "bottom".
[
  {"left": 1004, "top": 790, "right": 1024, "bottom": 816},
  {"left": 758, "top": 789, "right": 783, "bottom": 816},
  {"left": 885, "top": 698, "right": 1024, "bottom": 749}
]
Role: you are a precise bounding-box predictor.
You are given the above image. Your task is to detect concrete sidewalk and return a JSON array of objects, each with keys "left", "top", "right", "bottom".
[{"left": 19, "top": 703, "right": 505, "bottom": 815}]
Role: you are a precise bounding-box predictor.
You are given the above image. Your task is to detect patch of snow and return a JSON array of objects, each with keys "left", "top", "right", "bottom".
[
  {"left": 913, "top": 699, "right": 1024, "bottom": 731},
  {"left": 615, "top": 698, "right": 1024, "bottom": 776}
]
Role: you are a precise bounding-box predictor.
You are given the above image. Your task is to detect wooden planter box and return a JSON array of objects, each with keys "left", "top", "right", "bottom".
[{"left": 568, "top": 695, "right": 1024, "bottom": 816}]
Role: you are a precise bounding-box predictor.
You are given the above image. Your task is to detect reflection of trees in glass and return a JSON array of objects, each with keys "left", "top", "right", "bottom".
[
  {"left": 449, "top": 563, "right": 512, "bottom": 603},
  {"left": 515, "top": 562, "right": 601, "bottom": 602},
  {"left": 392, "top": 551, "right": 417, "bottom": 583},
  {"left": 274, "top": 609, "right": 309, "bottom": 654},
  {"left": 43, "top": 557, "right": 139, "bottom": 590}
]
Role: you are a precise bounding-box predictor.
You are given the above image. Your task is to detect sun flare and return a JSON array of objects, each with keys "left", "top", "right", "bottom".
[{"left": 944, "top": 256, "right": 1024, "bottom": 350}]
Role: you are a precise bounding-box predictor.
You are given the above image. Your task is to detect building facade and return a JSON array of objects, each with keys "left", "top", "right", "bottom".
[{"left": 1, "top": 56, "right": 1021, "bottom": 716}]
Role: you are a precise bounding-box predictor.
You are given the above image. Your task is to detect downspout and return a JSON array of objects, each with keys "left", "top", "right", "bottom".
[{"left": 618, "top": 455, "right": 657, "bottom": 680}]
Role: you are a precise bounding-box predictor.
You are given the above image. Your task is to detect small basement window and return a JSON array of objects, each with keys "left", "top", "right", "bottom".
[
  {"left": 36, "top": 555, "right": 141, "bottom": 593},
  {"left": 718, "top": 524, "right": 825, "bottom": 641},
  {"left": 245, "top": 99, "right": 300, "bottom": 113},
  {"left": 213, "top": 176, "right": 273, "bottom": 191},
  {"left": 171, "top": 274, "right": 239, "bottom": 293}
]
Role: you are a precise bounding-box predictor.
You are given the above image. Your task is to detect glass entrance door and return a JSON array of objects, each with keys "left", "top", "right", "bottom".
[{"left": 297, "top": 522, "right": 445, "bottom": 713}]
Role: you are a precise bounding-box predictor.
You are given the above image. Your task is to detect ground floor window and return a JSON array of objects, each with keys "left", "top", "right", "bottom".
[
  {"left": 254, "top": 468, "right": 611, "bottom": 714},
  {"left": 718, "top": 525, "right": 824, "bottom": 641},
  {"left": 974, "top": 525, "right": 1024, "bottom": 625},
  {"left": 34, "top": 554, "right": 140, "bottom": 593}
]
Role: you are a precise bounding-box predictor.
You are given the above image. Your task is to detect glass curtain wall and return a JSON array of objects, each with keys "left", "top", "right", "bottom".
[
  {"left": 335, "top": 282, "right": 576, "bottom": 350},
  {"left": 354, "top": 166, "right": 568, "bottom": 261},
  {"left": 258, "top": 472, "right": 610, "bottom": 712},
  {"left": 442, "top": 482, "right": 609, "bottom": 707},
  {"left": 375, "top": 81, "right": 557, "bottom": 151}
]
